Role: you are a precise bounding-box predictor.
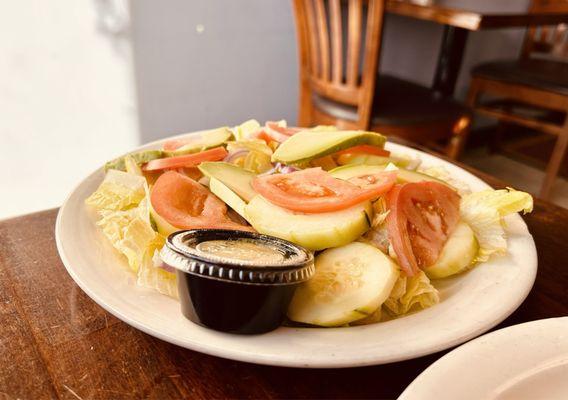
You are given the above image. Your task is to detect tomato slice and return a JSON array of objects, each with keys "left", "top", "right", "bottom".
[
  {"left": 386, "top": 181, "right": 461, "bottom": 276},
  {"left": 163, "top": 138, "right": 189, "bottom": 152},
  {"left": 252, "top": 168, "right": 395, "bottom": 213},
  {"left": 249, "top": 123, "right": 303, "bottom": 144},
  {"left": 335, "top": 145, "right": 390, "bottom": 157},
  {"left": 250, "top": 129, "right": 275, "bottom": 144},
  {"left": 150, "top": 171, "right": 252, "bottom": 230},
  {"left": 266, "top": 121, "right": 302, "bottom": 136},
  {"left": 143, "top": 147, "right": 228, "bottom": 171}
]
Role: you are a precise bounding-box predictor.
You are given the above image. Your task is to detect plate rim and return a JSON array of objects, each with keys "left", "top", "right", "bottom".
[
  {"left": 398, "top": 317, "right": 568, "bottom": 399},
  {"left": 55, "top": 137, "right": 538, "bottom": 368}
]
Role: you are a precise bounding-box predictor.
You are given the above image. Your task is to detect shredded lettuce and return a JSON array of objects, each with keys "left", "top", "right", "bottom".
[
  {"left": 137, "top": 235, "right": 178, "bottom": 298},
  {"left": 350, "top": 269, "right": 440, "bottom": 325},
  {"left": 226, "top": 139, "right": 272, "bottom": 156},
  {"left": 231, "top": 119, "right": 261, "bottom": 141},
  {"left": 418, "top": 165, "right": 471, "bottom": 195},
  {"left": 89, "top": 169, "right": 160, "bottom": 274},
  {"left": 383, "top": 270, "right": 439, "bottom": 317},
  {"left": 460, "top": 188, "right": 533, "bottom": 262},
  {"left": 226, "top": 139, "right": 273, "bottom": 173},
  {"left": 243, "top": 151, "right": 273, "bottom": 173},
  {"left": 97, "top": 205, "right": 157, "bottom": 273},
  {"left": 85, "top": 169, "right": 146, "bottom": 211}
]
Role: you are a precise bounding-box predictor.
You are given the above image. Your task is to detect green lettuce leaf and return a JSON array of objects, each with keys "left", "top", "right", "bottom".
[
  {"left": 85, "top": 169, "right": 146, "bottom": 211},
  {"left": 231, "top": 119, "right": 261, "bottom": 141},
  {"left": 137, "top": 235, "right": 178, "bottom": 298},
  {"left": 418, "top": 165, "right": 470, "bottom": 195},
  {"left": 460, "top": 188, "right": 533, "bottom": 262},
  {"left": 226, "top": 139, "right": 273, "bottom": 156},
  {"left": 97, "top": 203, "right": 157, "bottom": 273},
  {"left": 383, "top": 270, "right": 439, "bottom": 317}
]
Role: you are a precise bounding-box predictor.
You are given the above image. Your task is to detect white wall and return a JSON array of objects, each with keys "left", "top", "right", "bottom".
[
  {"left": 130, "top": 0, "right": 298, "bottom": 143},
  {"left": 0, "top": 0, "right": 138, "bottom": 219},
  {"left": 131, "top": 1, "right": 530, "bottom": 142}
]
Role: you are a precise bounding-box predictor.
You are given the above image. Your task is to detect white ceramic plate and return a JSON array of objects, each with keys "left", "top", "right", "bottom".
[
  {"left": 55, "top": 135, "right": 537, "bottom": 368},
  {"left": 399, "top": 317, "right": 568, "bottom": 400}
]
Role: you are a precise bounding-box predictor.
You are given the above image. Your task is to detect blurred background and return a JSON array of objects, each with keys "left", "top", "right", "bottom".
[{"left": 4, "top": 0, "right": 565, "bottom": 220}]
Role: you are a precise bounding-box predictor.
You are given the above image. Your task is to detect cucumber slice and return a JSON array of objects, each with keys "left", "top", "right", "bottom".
[
  {"left": 329, "top": 164, "right": 389, "bottom": 180},
  {"left": 164, "top": 127, "right": 232, "bottom": 156},
  {"left": 425, "top": 221, "right": 479, "bottom": 279},
  {"left": 330, "top": 163, "right": 448, "bottom": 186},
  {"left": 209, "top": 177, "right": 247, "bottom": 219},
  {"left": 272, "top": 130, "right": 386, "bottom": 164},
  {"left": 287, "top": 242, "right": 399, "bottom": 326},
  {"left": 198, "top": 162, "right": 257, "bottom": 202},
  {"left": 244, "top": 196, "right": 372, "bottom": 251},
  {"left": 336, "top": 154, "right": 410, "bottom": 168}
]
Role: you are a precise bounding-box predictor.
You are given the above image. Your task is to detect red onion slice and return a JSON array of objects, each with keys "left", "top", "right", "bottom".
[
  {"left": 259, "top": 163, "right": 300, "bottom": 176},
  {"left": 223, "top": 149, "right": 249, "bottom": 163}
]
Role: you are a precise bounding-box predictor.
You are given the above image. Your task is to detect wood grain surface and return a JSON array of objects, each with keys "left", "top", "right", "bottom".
[
  {"left": 1, "top": 171, "right": 567, "bottom": 399},
  {"left": 386, "top": 0, "right": 568, "bottom": 31}
]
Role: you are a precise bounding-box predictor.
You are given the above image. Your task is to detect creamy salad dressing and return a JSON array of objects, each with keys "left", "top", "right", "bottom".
[{"left": 195, "top": 239, "right": 298, "bottom": 266}]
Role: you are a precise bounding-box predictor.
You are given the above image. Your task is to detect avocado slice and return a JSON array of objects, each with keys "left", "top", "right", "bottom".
[
  {"left": 330, "top": 164, "right": 449, "bottom": 186},
  {"left": 149, "top": 203, "right": 179, "bottom": 236},
  {"left": 271, "top": 130, "right": 386, "bottom": 164},
  {"left": 198, "top": 162, "right": 257, "bottom": 202},
  {"left": 164, "top": 127, "right": 232, "bottom": 156},
  {"left": 105, "top": 150, "right": 163, "bottom": 172},
  {"left": 209, "top": 178, "right": 247, "bottom": 218},
  {"left": 336, "top": 153, "right": 411, "bottom": 168}
]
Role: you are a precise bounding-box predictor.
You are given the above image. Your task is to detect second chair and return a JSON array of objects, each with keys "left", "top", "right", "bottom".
[{"left": 292, "top": 0, "right": 471, "bottom": 158}]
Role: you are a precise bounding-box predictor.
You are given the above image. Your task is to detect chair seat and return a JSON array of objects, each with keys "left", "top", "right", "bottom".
[
  {"left": 312, "top": 75, "right": 469, "bottom": 126},
  {"left": 472, "top": 59, "right": 568, "bottom": 96}
]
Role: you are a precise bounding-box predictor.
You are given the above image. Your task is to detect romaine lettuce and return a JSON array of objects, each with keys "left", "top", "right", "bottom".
[
  {"left": 97, "top": 205, "right": 157, "bottom": 273},
  {"left": 231, "top": 119, "right": 261, "bottom": 141},
  {"left": 137, "top": 235, "right": 178, "bottom": 298},
  {"left": 383, "top": 270, "right": 440, "bottom": 317},
  {"left": 85, "top": 169, "right": 146, "bottom": 211},
  {"left": 460, "top": 188, "right": 533, "bottom": 262}
]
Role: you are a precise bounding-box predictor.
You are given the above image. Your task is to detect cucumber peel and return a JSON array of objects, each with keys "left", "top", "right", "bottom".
[
  {"left": 425, "top": 221, "right": 479, "bottom": 279},
  {"left": 244, "top": 196, "right": 372, "bottom": 251},
  {"left": 287, "top": 242, "right": 399, "bottom": 326}
]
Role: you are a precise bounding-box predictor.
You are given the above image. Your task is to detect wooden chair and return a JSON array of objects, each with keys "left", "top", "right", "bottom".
[
  {"left": 467, "top": 0, "right": 568, "bottom": 199},
  {"left": 291, "top": 0, "right": 472, "bottom": 159}
]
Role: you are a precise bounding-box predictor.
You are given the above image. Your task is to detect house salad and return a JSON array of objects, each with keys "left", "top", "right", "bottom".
[{"left": 86, "top": 120, "right": 533, "bottom": 328}]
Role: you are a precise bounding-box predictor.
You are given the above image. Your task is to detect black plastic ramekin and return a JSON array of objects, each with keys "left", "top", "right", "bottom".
[{"left": 160, "top": 229, "right": 314, "bottom": 334}]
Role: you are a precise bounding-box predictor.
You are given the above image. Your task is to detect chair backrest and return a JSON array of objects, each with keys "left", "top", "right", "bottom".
[
  {"left": 522, "top": 0, "right": 568, "bottom": 59},
  {"left": 292, "top": 0, "right": 385, "bottom": 128}
]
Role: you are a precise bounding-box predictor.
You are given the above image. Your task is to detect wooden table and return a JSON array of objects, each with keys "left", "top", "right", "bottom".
[
  {"left": 386, "top": 0, "right": 568, "bottom": 96},
  {"left": 1, "top": 168, "right": 567, "bottom": 399}
]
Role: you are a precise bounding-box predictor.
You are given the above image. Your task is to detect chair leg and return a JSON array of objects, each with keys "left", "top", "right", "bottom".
[
  {"left": 446, "top": 116, "right": 471, "bottom": 159},
  {"left": 446, "top": 77, "right": 481, "bottom": 159},
  {"left": 540, "top": 122, "right": 568, "bottom": 200}
]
